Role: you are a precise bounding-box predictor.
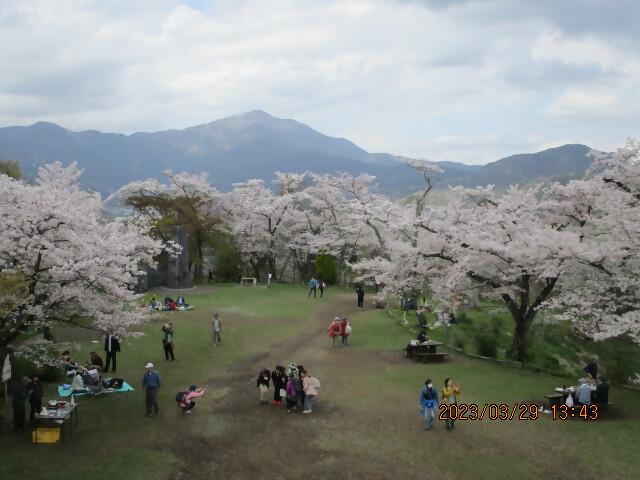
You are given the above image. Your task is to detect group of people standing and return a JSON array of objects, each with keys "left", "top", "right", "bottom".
[
  {"left": 419, "top": 377, "right": 461, "bottom": 431},
  {"left": 11, "top": 374, "right": 44, "bottom": 432},
  {"left": 327, "top": 317, "right": 351, "bottom": 347},
  {"left": 258, "top": 363, "right": 319, "bottom": 414}
]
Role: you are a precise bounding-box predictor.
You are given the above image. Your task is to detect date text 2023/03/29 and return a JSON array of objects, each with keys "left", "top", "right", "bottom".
[{"left": 438, "top": 404, "right": 599, "bottom": 421}]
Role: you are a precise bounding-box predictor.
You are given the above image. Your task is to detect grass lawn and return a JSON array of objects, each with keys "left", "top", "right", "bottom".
[{"left": 1, "top": 284, "right": 639, "bottom": 480}]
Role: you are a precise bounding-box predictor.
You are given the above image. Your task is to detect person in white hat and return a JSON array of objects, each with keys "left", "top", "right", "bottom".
[{"left": 142, "top": 362, "right": 162, "bottom": 416}]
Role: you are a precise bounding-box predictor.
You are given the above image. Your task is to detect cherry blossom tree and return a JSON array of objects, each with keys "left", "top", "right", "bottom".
[
  {"left": 542, "top": 140, "right": 640, "bottom": 345},
  {"left": 114, "top": 170, "right": 224, "bottom": 280},
  {"left": 0, "top": 162, "right": 163, "bottom": 365},
  {"left": 223, "top": 173, "right": 305, "bottom": 281},
  {"left": 301, "top": 173, "right": 375, "bottom": 285}
]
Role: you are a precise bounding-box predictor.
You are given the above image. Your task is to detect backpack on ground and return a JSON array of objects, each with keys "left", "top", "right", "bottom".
[
  {"left": 176, "top": 390, "right": 188, "bottom": 403},
  {"left": 310, "top": 376, "right": 321, "bottom": 389}
]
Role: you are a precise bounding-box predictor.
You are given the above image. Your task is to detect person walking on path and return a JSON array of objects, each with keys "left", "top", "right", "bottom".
[
  {"left": 442, "top": 378, "right": 460, "bottom": 431},
  {"left": 162, "top": 323, "right": 175, "bottom": 361},
  {"left": 301, "top": 369, "right": 318, "bottom": 414},
  {"left": 257, "top": 368, "right": 271, "bottom": 405},
  {"left": 318, "top": 281, "right": 325, "bottom": 298},
  {"left": 340, "top": 318, "right": 351, "bottom": 347},
  {"left": 142, "top": 362, "right": 162, "bottom": 416},
  {"left": 28, "top": 374, "right": 44, "bottom": 426},
  {"left": 308, "top": 277, "right": 318, "bottom": 298},
  {"left": 103, "top": 330, "right": 121, "bottom": 373},
  {"left": 212, "top": 313, "right": 222, "bottom": 347},
  {"left": 356, "top": 286, "right": 365, "bottom": 309},
  {"left": 12, "top": 376, "right": 30, "bottom": 432},
  {"left": 419, "top": 378, "right": 439, "bottom": 430},
  {"left": 327, "top": 317, "right": 341, "bottom": 347}
]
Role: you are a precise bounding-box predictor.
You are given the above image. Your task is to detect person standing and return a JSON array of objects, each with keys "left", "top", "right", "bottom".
[
  {"left": 285, "top": 373, "right": 299, "bottom": 413},
  {"left": 419, "top": 378, "right": 439, "bottom": 430},
  {"left": 308, "top": 277, "right": 318, "bottom": 298},
  {"left": 318, "top": 281, "right": 325, "bottom": 298},
  {"left": 208, "top": 269, "right": 213, "bottom": 283},
  {"left": 162, "top": 323, "right": 175, "bottom": 361},
  {"left": 356, "top": 286, "right": 365, "bottom": 309},
  {"left": 212, "top": 313, "right": 222, "bottom": 347},
  {"left": 103, "top": 331, "right": 121, "bottom": 373},
  {"left": 28, "top": 374, "right": 44, "bottom": 426},
  {"left": 12, "top": 376, "right": 30, "bottom": 432},
  {"left": 584, "top": 355, "right": 599, "bottom": 384},
  {"left": 257, "top": 368, "right": 271, "bottom": 405},
  {"left": 327, "top": 317, "right": 341, "bottom": 347},
  {"left": 340, "top": 318, "right": 351, "bottom": 347},
  {"left": 442, "top": 377, "right": 460, "bottom": 431},
  {"left": 595, "top": 376, "right": 609, "bottom": 405},
  {"left": 142, "top": 362, "right": 161, "bottom": 416},
  {"left": 301, "top": 369, "right": 318, "bottom": 414},
  {"left": 271, "top": 365, "right": 287, "bottom": 405}
]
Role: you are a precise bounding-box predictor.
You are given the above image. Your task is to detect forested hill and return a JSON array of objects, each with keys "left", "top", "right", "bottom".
[{"left": 0, "top": 110, "right": 597, "bottom": 198}]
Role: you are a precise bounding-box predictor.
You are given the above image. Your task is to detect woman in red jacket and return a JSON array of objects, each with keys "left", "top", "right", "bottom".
[{"left": 327, "top": 317, "right": 341, "bottom": 347}]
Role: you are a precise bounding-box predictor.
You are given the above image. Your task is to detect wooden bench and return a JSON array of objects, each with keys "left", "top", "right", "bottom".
[
  {"left": 414, "top": 352, "right": 449, "bottom": 362},
  {"left": 544, "top": 394, "right": 564, "bottom": 408}
]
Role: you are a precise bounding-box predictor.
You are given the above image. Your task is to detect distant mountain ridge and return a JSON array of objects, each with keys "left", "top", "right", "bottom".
[{"left": 0, "top": 111, "right": 598, "bottom": 198}]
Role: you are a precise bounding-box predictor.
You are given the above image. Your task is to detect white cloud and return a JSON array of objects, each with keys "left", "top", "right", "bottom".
[{"left": 0, "top": 0, "right": 639, "bottom": 164}]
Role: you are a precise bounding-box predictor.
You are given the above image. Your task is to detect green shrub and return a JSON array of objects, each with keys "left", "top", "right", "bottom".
[
  {"left": 314, "top": 254, "right": 339, "bottom": 284},
  {"left": 606, "top": 353, "right": 636, "bottom": 386},
  {"left": 475, "top": 333, "right": 498, "bottom": 358}
]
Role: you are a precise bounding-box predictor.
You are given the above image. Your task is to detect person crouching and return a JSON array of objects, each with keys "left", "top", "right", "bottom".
[{"left": 178, "top": 385, "right": 206, "bottom": 414}]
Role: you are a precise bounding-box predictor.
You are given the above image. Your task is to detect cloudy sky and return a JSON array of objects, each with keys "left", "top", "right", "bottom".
[{"left": 1, "top": 0, "right": 639, "bottom": 165}]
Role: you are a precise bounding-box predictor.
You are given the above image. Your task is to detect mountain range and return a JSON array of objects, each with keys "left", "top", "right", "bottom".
[{"left": 0, "top": 110, "right": 597, "bottom": 199}]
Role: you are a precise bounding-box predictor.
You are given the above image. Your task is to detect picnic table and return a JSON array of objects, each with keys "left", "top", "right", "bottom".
[
  {"left": 240, "top": 277, "right": 257, "bottom": 286},
  {"left": 34, "top": 403, "right": 79, "bottom": 444},
  {"left": 544, "top": 386, "right": 597, "bottom": 408},
  {"left": 405, "top": 339, "right": 449, "bottom": 362}
]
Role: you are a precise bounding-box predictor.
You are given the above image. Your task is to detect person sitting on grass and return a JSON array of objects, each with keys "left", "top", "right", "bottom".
[
  {"left": 149, "top": 295, "right": 160, "bottom": 310},
  {"left": 85, "top": 351, "right": 104, "bottom": 370},
  {"left": 177, "top": 385, "right": 206, "bottom": 414},
  {"left": 176, "top": 293, "right": 189, "bottom": 308},
  {"left": 71, "top": 370, "right": 88, "bottom": 395}
]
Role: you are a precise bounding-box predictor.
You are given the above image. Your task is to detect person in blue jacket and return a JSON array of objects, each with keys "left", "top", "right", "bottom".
[
  {"left": 419, "top": 378, "right": 439, "bottom": 430},
  {"left": 308, "top": 277, "right": 318, "bottom": 298}
]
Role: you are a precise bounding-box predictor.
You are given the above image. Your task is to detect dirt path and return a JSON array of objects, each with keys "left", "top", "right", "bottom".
[{"left": 167, "top": 293, "right": 415, "bottom": 480}]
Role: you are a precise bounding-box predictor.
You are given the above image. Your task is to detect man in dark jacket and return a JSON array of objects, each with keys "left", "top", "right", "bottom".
[
  {"left": 12, "top": 376, "right": 30, "bottom": 432},
  {"left": 583, "top": 355, "right": 599, "bottom": 383},
  {"left": 28, "top": 374, "right": 44, "bottom": 426},
  {"left": 104, "top": 331, "right": 121, "bottom": 373},
  {"left": 595, "top": 376, "right": 609, "bottom": 405},
  {"left": 356, "top": 286, "right": 365, "bottom": 309}
]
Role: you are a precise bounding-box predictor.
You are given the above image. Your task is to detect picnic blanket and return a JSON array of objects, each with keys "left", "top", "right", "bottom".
[{"left": 57, "top": 382, "right": 134, "bottom": 397}]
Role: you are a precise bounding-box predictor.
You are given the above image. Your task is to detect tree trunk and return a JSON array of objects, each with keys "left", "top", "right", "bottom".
[{"left": 510, "top": 312, "right": 532, "bottom": 363}]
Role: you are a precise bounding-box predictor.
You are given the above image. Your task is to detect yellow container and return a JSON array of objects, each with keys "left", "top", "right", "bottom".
[{"left": 32, "top": 428, "right": 61, "bottom": 443}]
